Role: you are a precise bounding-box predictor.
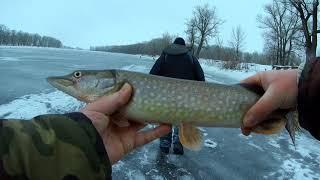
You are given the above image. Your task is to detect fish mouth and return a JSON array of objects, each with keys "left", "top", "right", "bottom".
[{"left": 47, "top": 76, "right": 74, "bottom": 90}]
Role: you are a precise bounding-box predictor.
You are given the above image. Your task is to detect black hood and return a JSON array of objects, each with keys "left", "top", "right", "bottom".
[
  {"left": 173, "top": 37, "right": 186, "bottom": 46},
  {"left": 163, "top": 44, "right": 189, "bottom": 55}
]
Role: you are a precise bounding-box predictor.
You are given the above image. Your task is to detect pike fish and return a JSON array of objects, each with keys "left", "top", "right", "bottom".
[{"left": 47, "top": 69, "right": 300, "bottom": 150}]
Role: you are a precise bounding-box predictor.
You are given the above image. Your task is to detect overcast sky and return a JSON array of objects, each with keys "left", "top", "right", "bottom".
[{"left": 1, "top": 0, "right": 270, "bottom": 52}]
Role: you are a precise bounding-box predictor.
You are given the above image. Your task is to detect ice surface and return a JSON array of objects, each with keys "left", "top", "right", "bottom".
[
  {"left": 0, "top": 49, "right": 318, "bottom": 180},
  {"left": 0, "top": 57, "right": 21, "bottom": 61}
]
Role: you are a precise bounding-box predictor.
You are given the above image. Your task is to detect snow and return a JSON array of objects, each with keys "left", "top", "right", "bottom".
[
  {"left": 0, "top": 91, "right": 84, "bottom": 119},
  {"left": 198, "top": 127, "right": 206, "bottom": 132},
  {"left": 112, "top": 160, "right": 125, "bottom": 172},
  {"left": 267, "top": 136, "right": 281, "bottom": 149},
  {"left": 263, "top": 132, "right": 320, "bottom": 179},
  {"left": 238, "top": 133, "right": 253, "bottom": 140},
  {"left": 131, "top": 54, "right": 160, "bottom": 60},
  {"left": 274, "top": 158, "right": 320, "bottom": 180},
  {"left": 248, "top": 142, "right": 264, "bottom": 151},
  {"left": 204, "top": 139, "right": 218, "bottom": 149},
  {"left": 120, "top": 64, "right": 150, "bottom": 73},
  {"left": 199, "top": 59, "right": 272, "bottom": 82},
  {"left": 294, "top": 133, "right": 320, "bottom": 160}
]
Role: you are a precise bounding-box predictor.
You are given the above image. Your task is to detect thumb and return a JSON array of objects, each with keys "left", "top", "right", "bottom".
[
  {"left": 84, "top": 83, "right": 132, "bottom": 115},
  {"left": 243, "top": 85, "right": 281, "bottom": 128}
]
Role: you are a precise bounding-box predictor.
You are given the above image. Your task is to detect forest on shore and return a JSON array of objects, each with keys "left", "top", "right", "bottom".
[
  {"left": 0, "top": 25, "right": 63, "bottom": 48},
  {"left": 92, "top": 0, "right": 320, "bottom": 68}
]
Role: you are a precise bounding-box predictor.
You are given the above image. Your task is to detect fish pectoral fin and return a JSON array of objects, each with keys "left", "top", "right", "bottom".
[
  {"left": 179, "top": 123, "right": 203, "bottom": 151},
  {"left": 285, "top": 111, "right": 301, "bottom": 146},
  {"left": 253, "top": 111, "right": 301, "bottom": 147},
  {"left": 111, "top": 111, "right": 130, "bottom": 127},
  {"left": 252, "top": 118, "right": 285, "bottom": 135}
]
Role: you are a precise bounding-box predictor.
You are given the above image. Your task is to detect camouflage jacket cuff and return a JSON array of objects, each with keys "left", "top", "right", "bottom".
[
  {"left": 65, "top": 112, "right": 112, "bottom": 175},
  {"left": 297, "top": 57, "right": 320, "bottom": 140},
  {"left": 0, "top": 112, "right": 112, "bottom": 180}
]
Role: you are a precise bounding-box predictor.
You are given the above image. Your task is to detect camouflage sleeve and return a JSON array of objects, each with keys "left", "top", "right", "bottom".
[{"left": 0, "top": 112, "right": 111, "bottom": 180}]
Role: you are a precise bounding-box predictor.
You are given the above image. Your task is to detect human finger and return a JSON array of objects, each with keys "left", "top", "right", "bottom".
[
  {"left": 133, "top": 125, "right": 171, "bottom": 147},
  {"left": 243, "top": 86, "right": 282, "bottom": 128},
  {"left": 84, "top": 83, "right": 132, "bottom": 115},
  {"left": 240, "top": 72, "right": 262, "bottom": 86}
]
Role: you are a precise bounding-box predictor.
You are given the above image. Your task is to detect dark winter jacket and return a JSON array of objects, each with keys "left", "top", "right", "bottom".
[
  {"left": 149, "top": 44, "right": 205, "bottom": 81},
  {"left": 298, "top": 57, "right": 320, "bottom": 140}
]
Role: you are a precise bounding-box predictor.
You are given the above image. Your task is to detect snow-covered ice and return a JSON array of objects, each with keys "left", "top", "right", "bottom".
[
  {"left": 0, "top": 91, "right": 84, "bottom": 119},
  {"left": 204, "top": 139, "right": 218, "bottom": 149},
  {"left": 0, "top": 48, "right": 318, "bottom": 180}
]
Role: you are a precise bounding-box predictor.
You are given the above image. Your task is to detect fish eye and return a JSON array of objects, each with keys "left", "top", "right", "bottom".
[{"left": 73, "top": 71, "right": 82, "bottom": 78}]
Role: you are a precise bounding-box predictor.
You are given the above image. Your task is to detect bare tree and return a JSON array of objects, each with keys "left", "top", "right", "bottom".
[
  {"left": 148, "top": 39, "right": 158, "bottom": 58},
  {"left": 161, "top": 32, "right": 173, "bottom": 49},
  {"left": 216, "top": 36, "right": 223, "bottom": 48},
  {"left": 258, "top": 0, "right": 301, "bottom": 65},
  {"left": 229, "top": 25, "right": 246, "bottom": 61},
  {"left": 190, "top": 4, "right": 224, "bottom": 58},
  {"left": 288, "top": 0, "right": 319, "bottom": 60},
  {"left": 215, "top": 36, "right": 224, "bottom": 60},
  {"left": 185, "top": 18, "right": 197, "bottom": 55}
]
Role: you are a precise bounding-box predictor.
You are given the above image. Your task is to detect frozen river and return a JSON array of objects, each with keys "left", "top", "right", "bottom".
[{"left": 0, "top": 47, "right": 319, "bottom": 180}]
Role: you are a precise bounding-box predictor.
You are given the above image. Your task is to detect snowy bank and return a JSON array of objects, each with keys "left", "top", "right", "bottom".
[{"left": 199, "top": 59, "right": 272, "bottom": 81}]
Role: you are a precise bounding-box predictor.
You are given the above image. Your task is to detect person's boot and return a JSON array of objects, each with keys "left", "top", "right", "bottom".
[
  {"left": 172, "top": 126, "right": 183, "bottom": 155},
  {"left": 160, "top": 132, "right": 172, "bottom": 154},
  {"left": 173, "top": 142, "right": 184, "bottom": 155},
  {"left": 160, "top": 146, "right": 170, "bottom": 154}
]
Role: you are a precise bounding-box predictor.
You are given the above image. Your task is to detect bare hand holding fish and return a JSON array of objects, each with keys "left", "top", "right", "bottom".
[
  {"left": 241, "top": 69, "right": 299, "bottom": 136},
  {"left": 81, "top": 83, "right": 171, "bottom": 164}
]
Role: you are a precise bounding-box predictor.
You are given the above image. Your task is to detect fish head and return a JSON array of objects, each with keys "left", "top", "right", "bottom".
[{"left": 47, "top": 70, "right": 118, "bottom": 102}]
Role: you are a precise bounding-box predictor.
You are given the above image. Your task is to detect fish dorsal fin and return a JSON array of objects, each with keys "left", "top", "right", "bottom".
[{"left": 179, "top": 123, "right": 203, "bottom": 151}]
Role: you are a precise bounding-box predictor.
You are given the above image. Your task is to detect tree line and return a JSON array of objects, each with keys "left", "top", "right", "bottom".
[
  {"left": 258, "top": 0, "right": 319, "bottom": 65},
  {"left": 92, "top": 1, "right": 319, "bottom": 66},
  {"left": 91, "top": 33, "right": 279, "bottom": 66},
  {"left": 91, "top": 33, "right": 172, "bottom": 57},
  {"left": 0, "top": 24, "right": 63, "bottom": 48},
  {"left": 186, "top": 0, "right": 319, "bottom": 64}
]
